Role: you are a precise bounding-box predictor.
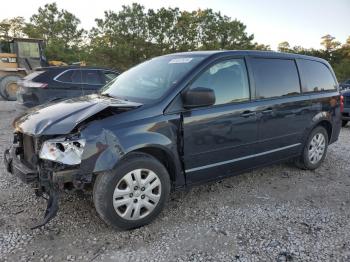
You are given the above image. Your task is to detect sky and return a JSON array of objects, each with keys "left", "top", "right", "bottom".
[{"left": 1, "top": 0, "right": 349, "bottom": 50}]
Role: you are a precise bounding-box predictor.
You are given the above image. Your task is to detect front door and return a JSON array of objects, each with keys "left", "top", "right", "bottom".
[{"left": 182, "top": 58, "right": 259, "bottom": 184}]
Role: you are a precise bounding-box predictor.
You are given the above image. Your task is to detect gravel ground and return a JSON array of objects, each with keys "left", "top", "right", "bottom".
[{"left": 0, "top": 102, "right": 350, "bottom": 262}]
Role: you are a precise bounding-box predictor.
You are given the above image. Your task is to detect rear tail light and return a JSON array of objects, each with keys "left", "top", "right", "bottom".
[
  {"left": 340, "top": 95, "right": 344, "bottom": 112},
  {"left": 21, "top": 80, "right": 48, "bottom": 89}
]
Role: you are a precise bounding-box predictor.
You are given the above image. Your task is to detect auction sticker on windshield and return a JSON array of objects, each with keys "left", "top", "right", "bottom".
[{"left": 169, "top": 58, "right": 193, "bottom": 64}]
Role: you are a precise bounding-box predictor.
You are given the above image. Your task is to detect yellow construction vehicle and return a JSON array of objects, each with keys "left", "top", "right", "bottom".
[{"left": 0, "top": 38, "right": 47, "bottom": 100}]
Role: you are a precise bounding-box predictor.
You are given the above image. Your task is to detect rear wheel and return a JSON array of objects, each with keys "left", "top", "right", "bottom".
[
  {"left": 342, "top": 120, "right": 348, "bottom": 127},
  {"left": 93, "top": 152, "right": 170, "bottom": 230},
  {"left": 295, "top": 126, "right": 328, "bottom": 170},
  {"left": 0, "top": 75, "right": 21, "bottom": 101}
]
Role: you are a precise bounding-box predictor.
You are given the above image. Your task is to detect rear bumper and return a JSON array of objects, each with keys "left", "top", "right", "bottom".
[{"left": 4, "top": 146, "right": 38, "bottom": 184}]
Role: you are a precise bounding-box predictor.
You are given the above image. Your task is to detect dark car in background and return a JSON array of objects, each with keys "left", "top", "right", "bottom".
[
  {"left": 16, "top": 66, "right": 119, "bottom": 107},
  {"left": 341, "top": 89, "right": 350, "bottom": 127},
  {"left": 339, "top": 79, "right": 350, "bottom": 91},
  {"left": 4, "top": 51, "right": 342, "bottom": 230}
]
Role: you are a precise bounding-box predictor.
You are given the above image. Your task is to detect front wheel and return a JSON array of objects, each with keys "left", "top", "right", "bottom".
[
  {"left": 93, "top": 152, "right": 170, "bottom": 230},
  {"left": 295, "top": 126, "right": 329, "bottom": 170}
]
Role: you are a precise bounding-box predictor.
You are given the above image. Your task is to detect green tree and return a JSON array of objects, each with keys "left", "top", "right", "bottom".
[
  {"left": 23, "top": 3, "right": 86, "bottom": 63},
  {"left": 89, "top": 3, "right": 152, "bottom": 70},
  {"left": 332, "top": 36, "right": 350, "bottom": 82},
  {"left": 321, "top": 34, "right": 341, "bottom": 52},
  {"left": 0, "top": 17, "right": 26, "bottom": 40},
  {"left": 278, "top": 41, "right": 291, "bottom": 52},
  {"left": 88, "top": 4, "right": 258, "bottom": 69},
  {"left": 198, "top": 9, "right": 255, "bottom": 50},
  {"left": 147, "top": 7, "right": 180, "bottom": 54}
]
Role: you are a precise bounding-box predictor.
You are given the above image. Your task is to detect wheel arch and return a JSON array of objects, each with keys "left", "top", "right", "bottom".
[
  {"left": 317, "top": 120, "right": 332, "bottom": 142},
  {"left": 128, "top": 145, "right": 184, "bottom": 188},
  {"left": 302, "top": 113, "right": 334, "bottom": 144}
]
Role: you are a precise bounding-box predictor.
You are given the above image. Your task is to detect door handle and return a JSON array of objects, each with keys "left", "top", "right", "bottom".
[{"left": 241, "top": 111, "right": 256, "bottom": 118}]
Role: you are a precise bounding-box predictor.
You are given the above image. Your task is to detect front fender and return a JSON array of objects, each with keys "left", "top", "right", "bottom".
[{"left": 78, "top": 117, "right": 182, "bottom": 179}]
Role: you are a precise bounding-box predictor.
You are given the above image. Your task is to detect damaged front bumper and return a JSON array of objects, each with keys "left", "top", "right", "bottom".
[
  {"left": 4, "top": 126, "right": 125, "bottom": 229},
  {"left": 4, "top": 146, "right": 38, "bottom": 183},
  {"left": 4, "top": 145, "right": 81, "bottom": 229}
]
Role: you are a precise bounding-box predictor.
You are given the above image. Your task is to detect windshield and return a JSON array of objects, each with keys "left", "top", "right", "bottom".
[{"left": 101, "top": 55, "right": 206, "bottom": 103}]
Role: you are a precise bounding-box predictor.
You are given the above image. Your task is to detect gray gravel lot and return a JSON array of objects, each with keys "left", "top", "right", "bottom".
[{"left": 0, "top": 101, "right": 350, "bottom": 261}]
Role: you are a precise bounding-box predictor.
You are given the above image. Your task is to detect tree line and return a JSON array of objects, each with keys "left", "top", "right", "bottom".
[{"left": 0, "top": 2, "right": 349, "bottom": 81}]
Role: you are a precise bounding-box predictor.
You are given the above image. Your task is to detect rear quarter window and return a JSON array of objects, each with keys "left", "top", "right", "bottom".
[
  {"left": 297, "top": 59, "right": 337, "bottom": 93},
  {"left": 250, "top": 58, "right": 301, "bottom": 99}
]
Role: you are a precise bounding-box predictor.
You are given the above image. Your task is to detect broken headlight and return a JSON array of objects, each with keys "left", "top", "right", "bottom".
[{"left": 39, "top": 138, "right": 86, "bottom": 165}]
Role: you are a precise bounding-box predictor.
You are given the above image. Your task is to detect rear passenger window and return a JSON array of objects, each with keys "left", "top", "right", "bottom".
[
  {"left": 82, "top": 70, "right": 104, "bottom": 85},
  {"left": 297, "top": 59, "right": 336, "bottom": 93},
  {"left": 251, "top": 58, "right": 300, "bottom": 99},
  {"left": 189, "top": 59, "right": 250, "bottom": 106},
  {"left": 56, "top": 70, "right": 82, "bottom": 84}
]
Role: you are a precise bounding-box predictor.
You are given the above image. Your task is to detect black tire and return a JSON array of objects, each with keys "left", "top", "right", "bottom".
[
  {"left": 93, "top": 152, "right": 170, "bottom": 230},
  {"left": 295, "top": 126, "right": 329, "bottom": 170},
  {"left": 0, "top": 75, "right": 21, "bottom": 101},
  {"left": 342, "top": 120, "right": 348, "bottom": 127}
]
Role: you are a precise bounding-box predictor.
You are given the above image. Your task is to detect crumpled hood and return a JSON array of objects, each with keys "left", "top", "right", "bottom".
[{"left": 14, "top": 94, "right": 141, "bottom": 136}]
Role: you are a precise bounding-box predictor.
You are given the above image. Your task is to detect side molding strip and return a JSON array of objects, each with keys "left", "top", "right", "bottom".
[{"left": 185, "top": 143, "right": 301, "bottom": 173}]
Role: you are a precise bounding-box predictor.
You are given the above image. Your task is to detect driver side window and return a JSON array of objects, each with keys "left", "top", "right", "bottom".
[{"left": 189, "top": 59, "right": 250, "bottom": 106}]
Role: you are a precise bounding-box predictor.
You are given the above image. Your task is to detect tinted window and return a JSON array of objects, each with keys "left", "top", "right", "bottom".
[
  {"left": 56, "top": 70, "right": 82, "bottom": 83},
  {"left": 346, "top": 80, "right": 350, "bottom": 84},
  {"left": 298, "top": 59, "right": 336, "bottom": 92},
  {"left": 189, "top": 59, "right": 250, "bottom": 105},
  {"left": 251, "top": 58, "right": 300, "bottom": 99},
  {"left": 104, "top": 71, "right": 119, "bottom": 83},
  {"left": 82, "top": 70, "right": 103, "bottom": 85}
]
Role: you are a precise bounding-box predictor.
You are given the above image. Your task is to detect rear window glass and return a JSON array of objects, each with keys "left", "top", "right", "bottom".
[
  {"left": 297, "top": 59, "right": 336, "bottom": 92},
  {"left": 56, "top": 70, "right": 82, "bottom": 83},
  {"left": 251, "top": 58, "right": 300, "bottom": 99}
]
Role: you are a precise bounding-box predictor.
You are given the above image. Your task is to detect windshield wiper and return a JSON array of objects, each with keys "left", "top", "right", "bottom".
[
  {"left": 100, "top": 93, "right": 129, "bottom": 101},
  {"left": 100, "top": 92, "right": 115, "bottom": 98}
]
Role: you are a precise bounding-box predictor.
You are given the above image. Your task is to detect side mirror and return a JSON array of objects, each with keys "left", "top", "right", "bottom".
[{"left": 182, "top": 87, "right": 215, "bottom": 109}]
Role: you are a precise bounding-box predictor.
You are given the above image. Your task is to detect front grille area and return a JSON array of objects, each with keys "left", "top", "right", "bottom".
[{"left": 22, "top": 134, "right": 36, "bottom": 167}]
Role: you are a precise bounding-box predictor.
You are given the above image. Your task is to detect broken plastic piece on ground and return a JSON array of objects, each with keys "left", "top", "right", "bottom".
[{"left": 30, "top": 190, "right": 59, "bottom": 230}]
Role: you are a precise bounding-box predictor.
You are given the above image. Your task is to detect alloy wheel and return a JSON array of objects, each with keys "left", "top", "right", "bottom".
[
  {"left": 308, "top": 132, "right": 326, "bottom": 165},
  {"left": 113, "top": 169, "right": 161, "bottom": 220}
]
